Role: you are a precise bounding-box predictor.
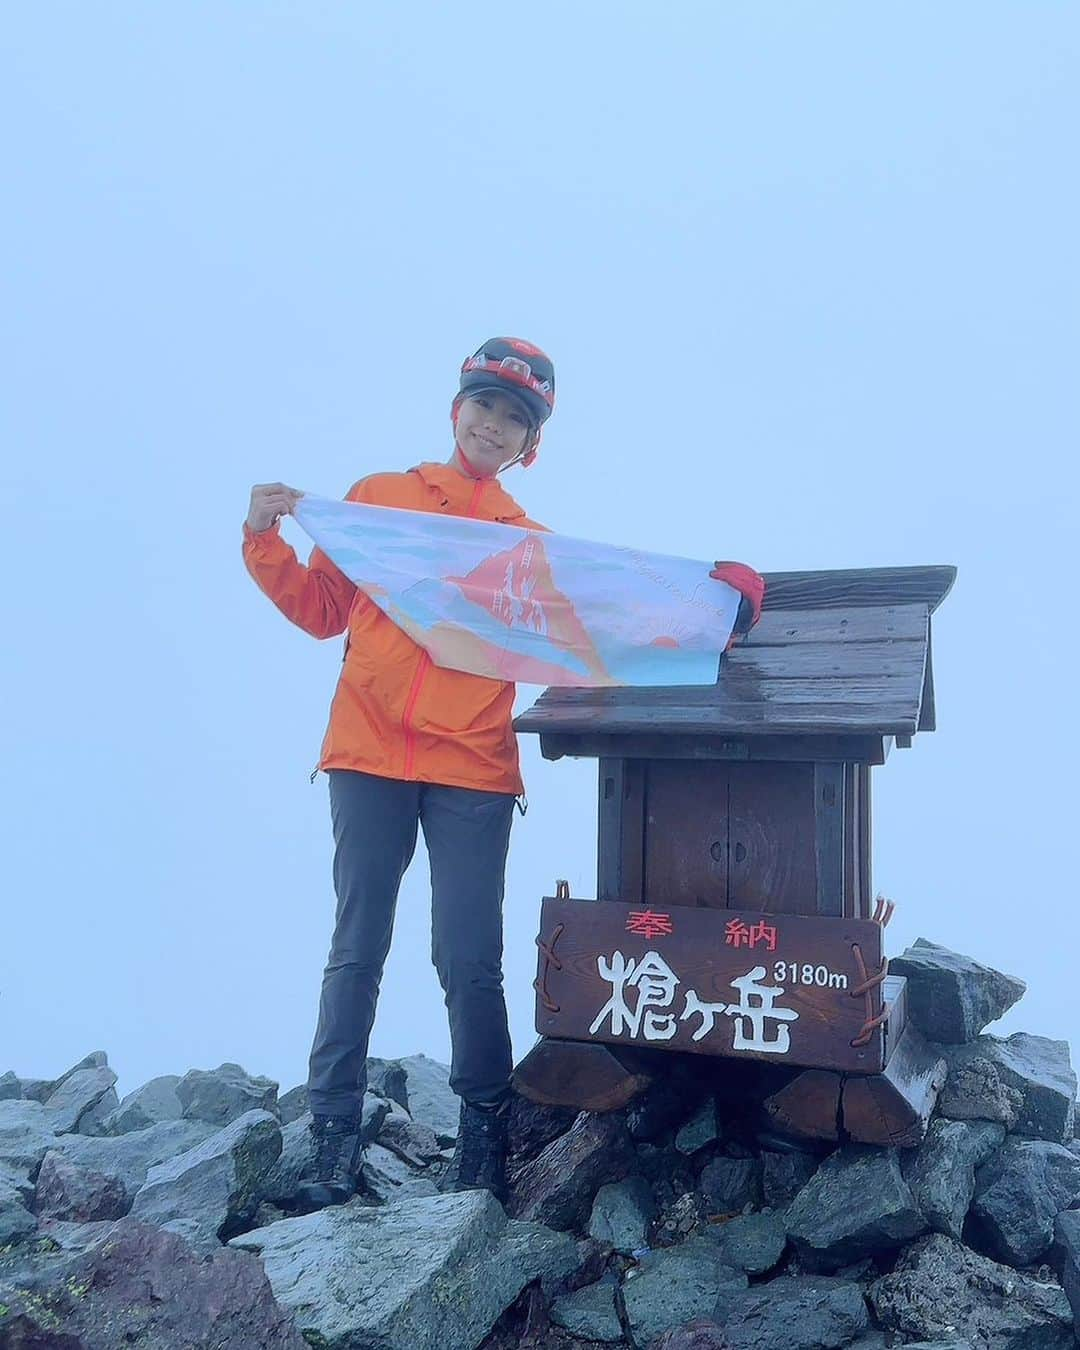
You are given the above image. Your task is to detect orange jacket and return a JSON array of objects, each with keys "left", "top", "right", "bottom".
[{"left": 243, "top": 462, "right": 546, "bottom": 795}]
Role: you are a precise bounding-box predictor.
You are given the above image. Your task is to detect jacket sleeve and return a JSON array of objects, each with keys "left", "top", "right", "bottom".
[{"left": 242, "top": 481, "right": 365, "bottom": 639}]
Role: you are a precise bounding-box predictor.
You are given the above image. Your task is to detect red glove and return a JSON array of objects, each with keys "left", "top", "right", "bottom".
[{"left": 710, "top": 561, "right": 765, "bottom": 643}]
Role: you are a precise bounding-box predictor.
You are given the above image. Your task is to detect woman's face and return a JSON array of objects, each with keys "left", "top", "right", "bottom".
[{"left": 454, "top": 389, "right": 533, "bottom": 476}]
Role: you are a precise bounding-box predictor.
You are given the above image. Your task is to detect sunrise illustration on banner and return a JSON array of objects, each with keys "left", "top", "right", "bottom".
[{"left": 293, "top": 495, "right": 741, "bottom": 687}]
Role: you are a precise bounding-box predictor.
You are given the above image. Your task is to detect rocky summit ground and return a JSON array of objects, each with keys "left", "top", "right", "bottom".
[{"left": 2, "top": 939, "right": 1079, "bottom": 1349}]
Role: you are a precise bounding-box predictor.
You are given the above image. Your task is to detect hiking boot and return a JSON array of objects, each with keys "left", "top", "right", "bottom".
[
  {"left": 295, "top": 1113, "right": 366, "bottom": 1210},
  {"left": 453, "top": 1098, "right": 509, "bottom": 1203}
]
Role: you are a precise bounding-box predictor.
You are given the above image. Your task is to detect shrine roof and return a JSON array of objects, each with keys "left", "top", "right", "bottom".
[{"left": 514, "top": 564, "right": 956, "bottom": 751}]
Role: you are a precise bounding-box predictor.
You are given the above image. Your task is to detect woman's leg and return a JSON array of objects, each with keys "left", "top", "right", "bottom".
[
  {"left": 420, "top": 783, "right": 516, "bottom": 1105},
  {"left": 306, "top": 770, "right": 421, "bottom": 1117}
]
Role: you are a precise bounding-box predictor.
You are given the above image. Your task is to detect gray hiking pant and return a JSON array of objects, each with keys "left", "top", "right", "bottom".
[{"left": 306, "top": 769, "right": 517, "bottom": 1117}]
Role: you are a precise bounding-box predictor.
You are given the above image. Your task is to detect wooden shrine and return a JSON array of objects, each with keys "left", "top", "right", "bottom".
[{"left": 511, "top": 565, "right": 956, "bottom": 1147}]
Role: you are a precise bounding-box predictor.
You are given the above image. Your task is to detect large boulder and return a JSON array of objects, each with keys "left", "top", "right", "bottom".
[
  {"left": 969, "top": 1137, "right": 1080, "bottom": 1266},
  {"left": 362, "top": 1143, "right": 440, "bottom": 1205},
  {"left": 0, "top": 1215, "right": 307, "bottom": 1347},
  {"left": 705, "top": 1210, "right": 787, "bottom": 1275},
  {"left": 588, "top": 1176, "right": 656, "bottom": 1254},
  {"left": 510, "top": 1111, "right": 635, "bottom": 1231},
  {"left": 277, "top": 1084, "right": 309, "bottom": 1124},
  {"left": 620, "top": 1236, "right": 747, "bottom": 1348},
  {"left": 0, "top": 1072, "right": 22, "bottom": 1101},
  {"left": 936, "top": 1033, "right": 1076, "bottom": 1141},
  {"left": 698, "top": 1156, "right": 762, "bottom": 1214},
  {"left": 101, "top": 1074, "right": 183, "bottom": 1134},
  {"left": 176, "top": 1062, "right": 278, "bottom": 1126},
  {"left": 900, "top": 1117, "right": 1005, "bottom": 1240},
  {"left": 648, "top": 1323, "right": 727, "bottom": 1350},
  {"left": 506, "top": 1095, "right": 578, "bottom": 1173},
  {"left": 0, "top": 1100, "right": 60, "bottom": 1198},
  {"left": 1052, "top": 1209, "right": 1080, "bottom": 1336},
  {"left": 33, "top": 1150, "right": 129, "bottom": 1222},
  {"left": 869, "top": 1231, "right": 1073, "bottom": 1348},
  {"left": 42, "top": 1064, "right": 119, "bottom": 1135},
  {"left": 378, "top": 1112, "right": 443, "bottom": 1166},
  {"left": 230, "top": 1188, "right": 579, "bottom": 1350},
  {"left": 675, "top": 1099, "right": 721, "bottom": 1156},
  {"left": 130, "top": 1108, "right": 281, "bottom": 1252},
  {"left": 785, "top": 1146, "right": 926, "bottom": 1271},
  {"left": 549, "top": 1278, "right": 624, "bottom": 1343},
  {"left": 719, "top": 1275, "right": 869, "bottom": 1350},
  {"left": 760, "top": 1148, "right": 819, "bottom": 1210},
  {"left": 0, "top": 1175, "right": 37, "bottom": 1245},
  {"left": 397, "top": 1054, "right": 459, "bottom": 1142},
  {"left": 52, "top": 1116, "right": 215, "bottom": 1202},
  {"left": 367, "top": 1056, "right": 410, "bottom": 1110},
  {"left": 890, "top": 939, "right": 1025, "bottom": 1043}
]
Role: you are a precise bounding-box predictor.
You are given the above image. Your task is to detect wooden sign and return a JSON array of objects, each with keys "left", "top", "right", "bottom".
[{"left": 534, "top": 897, "right": 886, "bottom": 1074}]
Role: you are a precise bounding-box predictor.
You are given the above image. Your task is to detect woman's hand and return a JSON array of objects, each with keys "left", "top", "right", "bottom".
[{"left": 246, "top": 483, "right": 302, "bottom": 532}]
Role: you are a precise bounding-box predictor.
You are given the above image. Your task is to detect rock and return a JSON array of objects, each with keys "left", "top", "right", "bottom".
[
  {"left": 890, "top": 938, "right": 1025, "bottom": 1043},
  {"left": 130, "top": 1108, "right": 281, "bottom": 1253},
  {"left": 361, "top": 1089, "right": 391, "bottom": 1140},
  {"left": 510, "top": 1111, "right": 636, "bottom": 1231},
  {"left": 705, "top": 1209, "right": 787, "bottom": 1275},
  {"left": 0, "top": 1215, "right": 307, "bottom": 1347},
  {"left": 362, "top": 1143, "right": 440, "bottom": 1204},
  {"left": 176, "top": 1061, "right": 279, "bottom": 1126},
  {"left": 785, "top": 1146, "right": 926, "bottom": 1271},
  {"left": 675, "top": 1099, "right": 721, "bottom": 1155},
  {"left": 892, "top": 1344, "right": 972, "bottom": 1350},
  {"left": 549, "top": 1278, "right": 624, "bottom": 1342},
  {"left": 101, "top": 1074, "right": 183, "bottom": 1134},
  {"left": 378, "top": 1112, "right": 443, "bottom": 1165},
  {"left": 1052, "top": 1209, "right": 1080, "bottom": 1336},
  {"left": 507, "top": 1094, "right": 578, "bottom": 1171},
  {"left": 626, "top": 1071, "right": 703, "bottom": 1144},
  {"left": 969, "top": 1137, "right": 1080, "bottom": 1265},
  {"left": 75, "top": 1086, "right": 122, "bottom": 1136},
  {"left": 0, "top": 1100, "right": 60, "bottom": 1193},
  {"left": 588, "top": 1176, "right": 656, "bottom": 1254},
  {"left": 937, "top": 1033, "right": 1076, "bottom": 1141},
  {"left": 636, "top": 1142, "right": 697, "bottom": 1211},
  {"left": 367, "top": 1056, "right": 410, "bottom": 1110},
  {"left": 0, "top": 1072, "right": 21, "bottom": 1102},
  {"left": 230, "top": 1188, "right": 579, "bottom": 1350},
  {"left": 398, "top": 1053, "right": 458, "bottom": 1142},
  {"left": 869, "top": 1231, "right": 1073, "bottom": 1348},
  {"left": 901, "top": 1117, "right": 1005, "bottom": 1239},
  {"left": 41, "top": 1064, "right": 119, "bottom": 1134},
  {"left": 0, "top": 1175, "right": 37, "bottom": 1245},
  {"left": 719, "top": 1275, "right": 869, "bottom": 1350},
  {"left": 937, "top": 1055, "right": 1024, "bottom": 1129},
  {"left": 698, "top": 1156, "right": 762, "bottom": 1214},
  {"left": 53, "top": 1117, "right": 217, "bottom": 1199},
  {"left": 33, "top": 1150, "right": 129, "bottom": 1222},
  {"left": 277, "top": 1084, "right": 308, "bottom": 1124},
  {"left": 258, "top": 1115, "right": 316, "bottom": 1208},
  {"left": 761, "top": 1148, "right": 819, "bottom": 1210},
  {"left": 648, "top": 1321, "right": 727, "bottom": 1350},
  {"left": 621, "top": 1236, "right": 747, "bottom": 1348}
]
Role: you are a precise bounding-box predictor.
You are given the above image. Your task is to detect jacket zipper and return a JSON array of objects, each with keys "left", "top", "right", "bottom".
[{"left": 400, "top": 475, "right": 486, "bottom": 779}]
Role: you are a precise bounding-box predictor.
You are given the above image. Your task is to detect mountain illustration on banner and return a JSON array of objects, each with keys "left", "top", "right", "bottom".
[{"left": 293, "top": 494, "right": 742, "bottom": 687}]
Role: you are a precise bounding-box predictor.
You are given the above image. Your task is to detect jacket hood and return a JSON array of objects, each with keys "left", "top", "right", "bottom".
[{"left": 410, "top": 461, "right": 529, "bottom": 523}]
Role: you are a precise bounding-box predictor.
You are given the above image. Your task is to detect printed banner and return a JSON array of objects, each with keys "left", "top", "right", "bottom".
[{"left": 293, "top": 494, "right": 740, "bottom": 687}]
